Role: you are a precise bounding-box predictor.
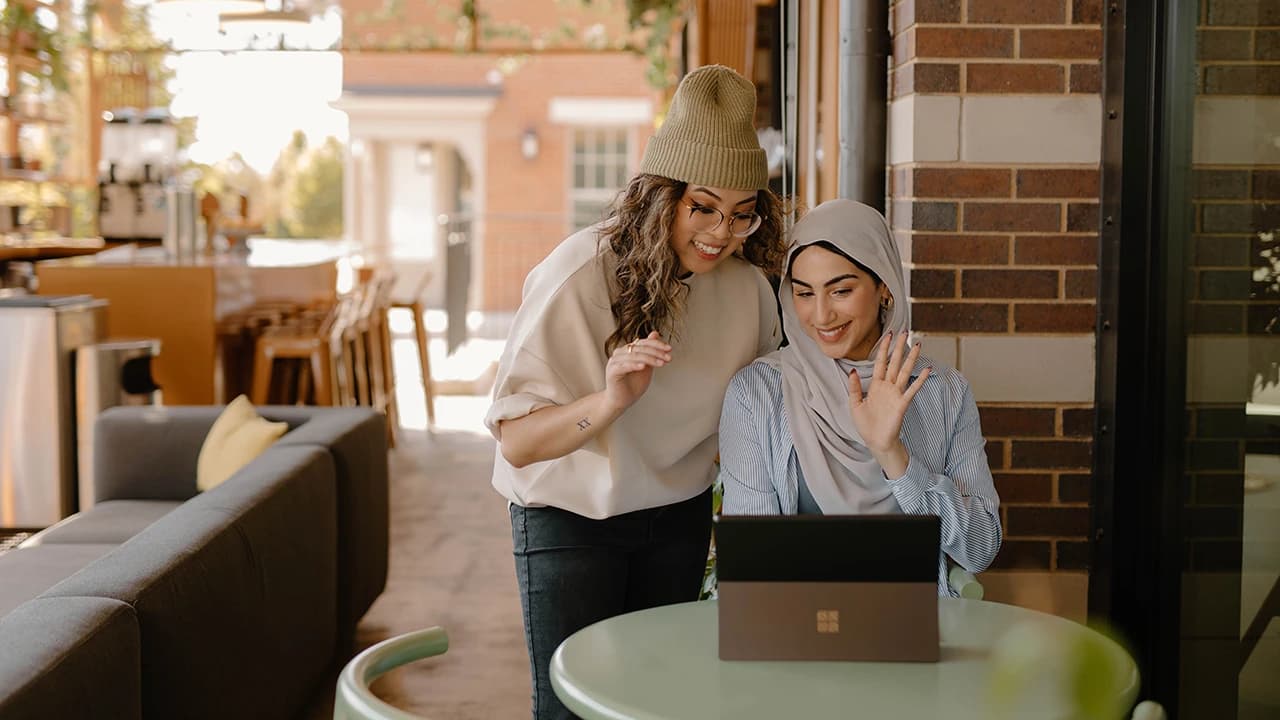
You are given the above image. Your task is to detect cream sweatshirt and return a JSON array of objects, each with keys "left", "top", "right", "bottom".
[{"left": 485, "top": 223, "right": 780, "bottom": 519}]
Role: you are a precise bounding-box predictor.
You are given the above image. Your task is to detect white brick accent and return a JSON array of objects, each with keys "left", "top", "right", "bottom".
[
  {"left": 960, "top": 95, "right": 1103, "bottom": 164},
  {"left": 959, "top": 335, "right": 1096, "bottom": 403},
  {"left": 888, "top": 95, "right": 961, "bottom": 164},
  {"left": 913, "top": 332, "right": 958, "bottom": 369}
]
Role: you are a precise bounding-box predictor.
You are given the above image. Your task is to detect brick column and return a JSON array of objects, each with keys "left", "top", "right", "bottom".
[{"left": 888, "top": 0, "right": 1103, "bottom": 600}]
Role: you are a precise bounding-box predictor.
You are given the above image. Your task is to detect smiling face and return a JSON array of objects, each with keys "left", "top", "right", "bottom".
[
  {"left": 790, "top": 244, "right": 893, "bottom": 361},
  {"left": 668, "top": 185, "right": 760, "bottom": 274}
]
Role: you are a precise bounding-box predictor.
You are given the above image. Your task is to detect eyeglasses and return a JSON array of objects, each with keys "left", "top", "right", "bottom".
[{"left": 682, "top": 200, "right": 763, "bottom": 238}]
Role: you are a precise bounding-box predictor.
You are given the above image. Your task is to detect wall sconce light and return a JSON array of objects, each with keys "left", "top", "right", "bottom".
[
  {"left": 521, "top": 127, "right": 539, "bottom": 161},
  {"left": 415, "top": 143, "right": 435, "bottom": 173}
]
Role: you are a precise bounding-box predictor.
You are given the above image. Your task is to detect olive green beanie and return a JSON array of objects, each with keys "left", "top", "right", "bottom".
[{"left": 639, "top": 64, "right": 768, "bottom": 191}]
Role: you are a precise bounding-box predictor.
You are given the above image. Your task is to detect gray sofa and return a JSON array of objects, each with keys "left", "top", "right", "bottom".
[{"left": 0, "top": 405, "right": 389, "bottom": 720}]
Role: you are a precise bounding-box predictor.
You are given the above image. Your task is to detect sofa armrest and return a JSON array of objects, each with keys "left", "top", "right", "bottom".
[
  {"left": 0, "top": 596, "right": 141, "bottom": 720},
  {"left": 268, "top": 406, "right": 389, "bottom": 645},
  {"left": 93, "top": 406, "right": 223, "bottom": 502}
]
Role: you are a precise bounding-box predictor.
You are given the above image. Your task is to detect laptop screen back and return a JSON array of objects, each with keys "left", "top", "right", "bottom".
[{"left": 715, "top": 514, "right": 941, "bottom": 662}]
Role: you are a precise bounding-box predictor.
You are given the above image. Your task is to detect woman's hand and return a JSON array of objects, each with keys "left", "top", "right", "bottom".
[
  {"left": 847, "top": 331, "right": 931, "bottom": 478},
  {"left": 603, "top": 331, "right": 671, "bottom": 412}
]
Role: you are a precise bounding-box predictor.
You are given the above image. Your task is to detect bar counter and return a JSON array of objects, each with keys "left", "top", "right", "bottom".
[{"left": 36, "top": 240, "right": 349, "bottom": 404}]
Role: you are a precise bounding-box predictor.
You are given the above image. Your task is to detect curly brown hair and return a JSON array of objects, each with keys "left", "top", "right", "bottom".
[{"left": 598, "top": 173, "right": 789, "bottom": 355}]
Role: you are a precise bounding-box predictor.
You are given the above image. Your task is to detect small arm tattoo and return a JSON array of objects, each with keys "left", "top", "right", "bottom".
[{"left": 576, "top": 418, "right": 592, "bottom": 431}]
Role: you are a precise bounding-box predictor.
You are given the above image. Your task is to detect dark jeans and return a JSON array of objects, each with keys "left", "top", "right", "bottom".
[{"left": 509, "top": 488, "right": 713, "bottom": 720}]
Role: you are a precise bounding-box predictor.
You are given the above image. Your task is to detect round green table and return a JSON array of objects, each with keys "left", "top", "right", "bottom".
[{"left": 550, "top": 598, "right": 1140, "bottom": 720}]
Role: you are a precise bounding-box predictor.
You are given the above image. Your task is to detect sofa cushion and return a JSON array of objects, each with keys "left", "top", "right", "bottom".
[
  {"left": 196, "top": 395, "right": 288, "bottom": 491},
  {"left": 0, "top": 544, "right": 117, "bottom": 616},
  {"left": 19, "top": 501, "right": 183, "bottom": 547},
  {"left": 0, "top": 596, "right": 141, "bottom": 720},
  {"left": 42, "top": 444, "right": 339, "bottom": 720}
]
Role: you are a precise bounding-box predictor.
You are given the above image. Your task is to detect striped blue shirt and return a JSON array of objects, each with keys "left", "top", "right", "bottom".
[{"left": 717, "top": 360, "right": 1003, "bottom": 596}]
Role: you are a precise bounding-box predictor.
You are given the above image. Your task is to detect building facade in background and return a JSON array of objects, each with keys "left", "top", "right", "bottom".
[{"left": 336, "top": 0, "right": 656, "bottom": 317}]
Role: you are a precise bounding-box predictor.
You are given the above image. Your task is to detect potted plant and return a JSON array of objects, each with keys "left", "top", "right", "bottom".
[{"left": 0, "top": 2, "right": 68, "bottom": 94}]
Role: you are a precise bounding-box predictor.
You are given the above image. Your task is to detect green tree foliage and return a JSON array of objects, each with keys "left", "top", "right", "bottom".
[
  {"left": 190, "top": 132, "right": 344, "bottom": 240},
  {"left": 285, "top": 136, "right": 344, "bottom": 238}
]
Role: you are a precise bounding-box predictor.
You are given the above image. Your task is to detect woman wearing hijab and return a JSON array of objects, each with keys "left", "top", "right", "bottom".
[
  {"left": 486, "top": 65, "right": 787, "bottom": 720},
  {"left": 718, "top": 199, "right": 1001, "bottom": 594}
]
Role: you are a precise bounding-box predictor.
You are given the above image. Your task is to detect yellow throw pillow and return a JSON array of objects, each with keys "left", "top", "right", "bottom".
[{"left": 196, "top": 395, "right": 289, "bottom": 492}]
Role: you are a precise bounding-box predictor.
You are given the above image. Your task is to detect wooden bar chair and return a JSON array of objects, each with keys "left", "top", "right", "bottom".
[
  {"left": 348, "top": 282, "right": 375, "bottom": 408},
  {"left": 376, "top": 281, "right": 399, "bottom": 434},
  {"left": 332, "top": 292, "right": 363, "bottom": 407},
  {"left": 370, "top": 273, "right": 400, "bottom": 443},
  {"left": 250, "top": 296, "right": 351, "bottom": 406},
  {"left": 352, "top": 269, "right": 399, "bottom": 446},
  {"left": 388, "top": 268, "right": 436, "bottom": 427}
]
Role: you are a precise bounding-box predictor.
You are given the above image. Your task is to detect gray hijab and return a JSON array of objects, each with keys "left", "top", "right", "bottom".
[{"left": 760, "top": 199, "right": 923, "bottom": 514}]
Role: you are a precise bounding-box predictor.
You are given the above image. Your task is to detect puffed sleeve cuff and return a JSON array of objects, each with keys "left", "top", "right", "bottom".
[{"left": 885, "top": 453, "right": 932, "bottom": 509}]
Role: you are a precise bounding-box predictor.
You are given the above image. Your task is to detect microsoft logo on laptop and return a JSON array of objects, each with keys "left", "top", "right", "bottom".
[{"left": 816, "top": 610, "right": 840, "bottom": 634}]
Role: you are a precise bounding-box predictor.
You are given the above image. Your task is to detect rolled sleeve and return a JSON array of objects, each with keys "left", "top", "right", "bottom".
[
  {"left": 485, "top": 347, "right": 572, "bottom": 440},
  {"left": 483, "top": 393, "right": 557, "bottom": 441}
]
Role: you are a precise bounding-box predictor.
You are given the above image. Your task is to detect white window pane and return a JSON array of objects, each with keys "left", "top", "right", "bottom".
[{"left": 569, "top": 127, "right": 629, "bottom": 231}]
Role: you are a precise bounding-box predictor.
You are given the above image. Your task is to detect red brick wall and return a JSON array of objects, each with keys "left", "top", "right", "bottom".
[
  {"left": 480, "top": 55, "right": 652, "bottom": 311},
  {"left": 890, "top": 0, "right": 1103, "bottom": 573}
]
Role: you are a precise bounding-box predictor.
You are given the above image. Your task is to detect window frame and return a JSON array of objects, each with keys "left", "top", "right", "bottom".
[{"left": 565, "top": 125, "right": 634, "bottom": 233}]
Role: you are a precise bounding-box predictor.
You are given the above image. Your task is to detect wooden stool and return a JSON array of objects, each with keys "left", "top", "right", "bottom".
[
  {"left": 250, "top": 297, "right": 352, "bottom": 406},
  {"left": 352, "top": 270, "right": 399, "bottom": 446},
  {"left": 388, "top": 268, "right": 436, "bottom": 427}
]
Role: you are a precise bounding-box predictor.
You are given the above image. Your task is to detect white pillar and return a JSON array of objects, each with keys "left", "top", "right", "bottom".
[{"left": 343, "top": 138, "right": 360, "bottom": 246}]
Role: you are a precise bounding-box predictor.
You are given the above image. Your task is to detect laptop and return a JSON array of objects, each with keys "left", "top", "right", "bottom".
[{"left": 715, "top": 514, "right": 940, "bottom": 662}]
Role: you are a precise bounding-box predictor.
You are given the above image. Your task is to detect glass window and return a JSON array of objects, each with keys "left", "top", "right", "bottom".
[
  {"left": 1167, "top": 1, "right": 1280, "bottom": 715},
  {"left": 569, "top": 127, "right": 630, "bottom": 232}
]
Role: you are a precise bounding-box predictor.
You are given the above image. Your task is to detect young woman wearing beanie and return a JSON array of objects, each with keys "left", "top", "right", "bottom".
[
  {"left": 485, "top": 64, "right": 787, "bottom": 719},
  {"left": 718, "top": 199, "right": 1002, "bottom": 594}
]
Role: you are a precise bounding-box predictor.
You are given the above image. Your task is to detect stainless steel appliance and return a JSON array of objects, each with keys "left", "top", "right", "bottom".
[
  {"left": 76, "top": 339, "right": 161, "bottom": 510},
  {"left": 0, "top": 295, "right": 105, "bottom": 527}
]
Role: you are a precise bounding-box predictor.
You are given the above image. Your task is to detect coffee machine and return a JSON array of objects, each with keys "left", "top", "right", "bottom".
[{"left": 98, "top": 108, "right": 179, "bottom": 242}]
